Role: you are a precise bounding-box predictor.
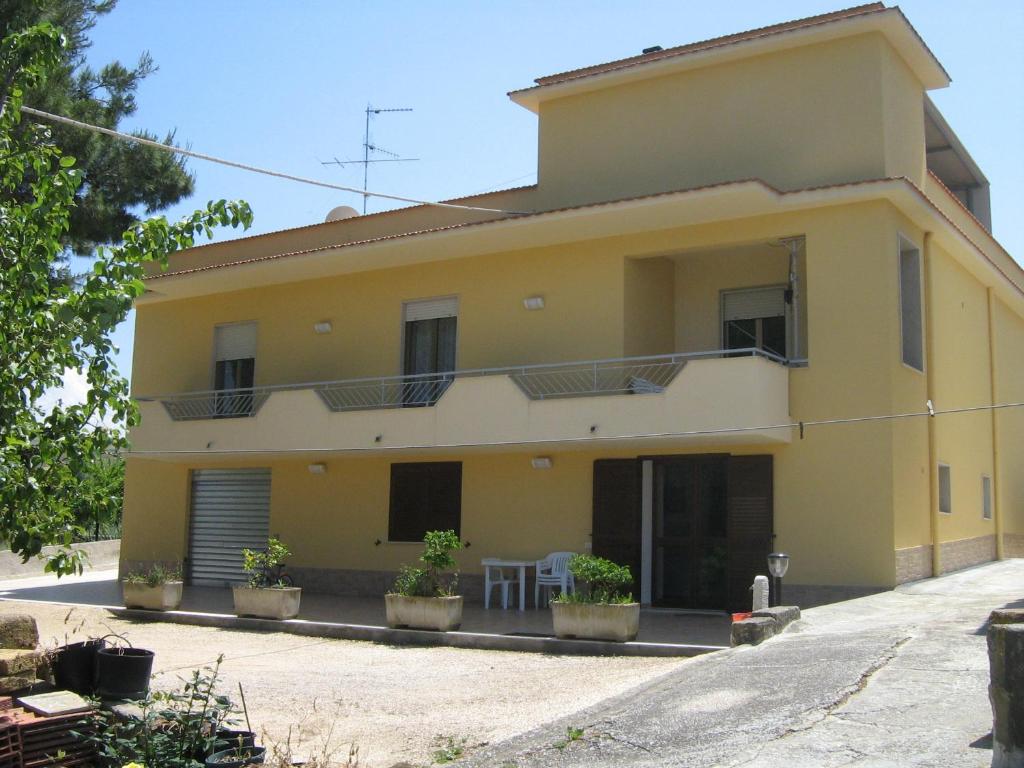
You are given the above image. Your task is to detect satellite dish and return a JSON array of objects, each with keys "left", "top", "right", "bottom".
[{"left": 325, "top": 205, "right": 360, "bottom": 223}]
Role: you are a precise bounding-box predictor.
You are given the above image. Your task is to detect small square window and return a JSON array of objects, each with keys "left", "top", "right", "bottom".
[
  {"left": 938, "top": 464, "right": 952, "bottom": 514},
  {"left": 982, "top": 475, "right": 992, "bottom": 520}
]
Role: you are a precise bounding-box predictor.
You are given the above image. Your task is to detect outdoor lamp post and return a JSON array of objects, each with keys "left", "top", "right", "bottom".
[{"left": 767, "top": 553, "right": 790, "bottom": 607}]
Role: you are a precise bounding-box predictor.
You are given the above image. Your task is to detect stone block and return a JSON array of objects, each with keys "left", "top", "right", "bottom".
[
  {"left": 0, "top": 615, "right": 38, "bottom": 649},
  {"left": 990, "top": 609, "right": 1024, "bottom": 626},
  {"left": 988, "top": 623, "right": 1024, "bottom": 767},
  {"left": 752, "top": 605, "right": 801, "bottom": 627},
  {"left": 731, "top": 617, "right": 776, "bottom": 647},
  {"left": 0, "top": 649, "right": 41, "bottom": 676},
  {"left": 0, "top": 673, "right": 39, "bottom": 694}
]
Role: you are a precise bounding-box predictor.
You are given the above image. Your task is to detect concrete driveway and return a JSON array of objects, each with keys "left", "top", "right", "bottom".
[{"left": 462, "top": 559, "right": 1023, "bottom": 767}]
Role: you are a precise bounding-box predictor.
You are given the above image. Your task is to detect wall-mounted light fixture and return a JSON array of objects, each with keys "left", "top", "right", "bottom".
[
  {"left": 531, "top": 456, "right": 553, "bottom": 469},
  {"left": 308, "top": 462, "right": 327, "bottom": 474},
  {"left": 522, "top": 296, "right": 545, "bottom": 311},
  {"left": 313, "top": 321, "right": 333, "bottom": 334}
]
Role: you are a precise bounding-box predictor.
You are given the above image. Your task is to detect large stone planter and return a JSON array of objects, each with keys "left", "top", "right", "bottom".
[
  {"left": 385, "top": 594, "right": 463, "bottom": 631},
  {"left": 123, "top": 581, "right": 183, "bottom": 611},
  {"left": 551, "top": 601, "right": 640, "bottom": 642},
  {"left": 232, "top": 586, "right": 301, "bottom": 619}
]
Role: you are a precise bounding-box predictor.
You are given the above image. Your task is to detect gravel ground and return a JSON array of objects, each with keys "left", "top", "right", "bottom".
[{"left": 0, "top": 599, "right": 683, "bottom": 767}]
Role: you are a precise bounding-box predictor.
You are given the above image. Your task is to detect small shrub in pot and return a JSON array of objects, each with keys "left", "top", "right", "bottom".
[
  {"left": 232, "top": 537, "right": 301, "bottom": 620},
  {"left": 551, "top": 554, "right": 640, "bottom": 642},
  {"left": 123, "top": 563, "right": 183, "bottom": 611},
  {"left": 386, "top": 530, "right": 464, "bottom": 631}
]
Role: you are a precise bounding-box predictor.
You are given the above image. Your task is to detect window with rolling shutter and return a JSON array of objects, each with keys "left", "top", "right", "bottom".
[
  {"left": 721, "top": 287, "right": 788, "bottom": 358},
  {"left": 213, "top": 322, "right": 257, "bottom": 417}
]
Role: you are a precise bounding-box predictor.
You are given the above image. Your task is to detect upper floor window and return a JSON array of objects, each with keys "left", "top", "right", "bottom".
[
  {"left": 402, "top": 297, "right": 457, "bottom": 406},
  {"left": 214, "top": 322, "right": 256, "bottom": 417},
  {"left": 721, "top": 286, "right": 787, "bottom": 359},
  {"left": 899, "top": 238, "right": 924, "bottom": 372}
]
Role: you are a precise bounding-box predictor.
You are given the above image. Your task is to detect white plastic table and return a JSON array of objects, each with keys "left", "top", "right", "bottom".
[{"left": 481, "top": 558, "right": 534, "bottom": 611}]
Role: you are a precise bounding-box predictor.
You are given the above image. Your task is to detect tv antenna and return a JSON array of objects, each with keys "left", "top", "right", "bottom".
[{"left": 321, "top": 104, "right": 418, "bottom": 213}]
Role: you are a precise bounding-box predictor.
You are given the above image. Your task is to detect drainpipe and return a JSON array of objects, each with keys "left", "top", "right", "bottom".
[
  {"left": 987, "top": 287, "right": 1004, "bottom": 559},
  {"left": 923, "top": 232, "right": 941, "bottom": 577}
]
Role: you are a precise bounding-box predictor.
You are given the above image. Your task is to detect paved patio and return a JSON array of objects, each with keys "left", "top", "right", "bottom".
[{"left": 0, "top": 570, "right": 731, "bottom": 656}]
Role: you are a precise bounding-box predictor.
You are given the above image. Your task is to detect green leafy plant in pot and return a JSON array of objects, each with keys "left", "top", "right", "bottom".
[
  {"left": 79, "top": 655, "right": 254, "bottom": 767},
  {"left": 386, "top": 530, "right": 464, "bottom": 631},
  {"left": 550, "top": 554, "right": 640, "bottom": 642},
  {"left": 232, "top": 537, "right": 301, "bottom": 620},
  {"left": 123, "top": 563, "right": 184, "bottom": 611}
]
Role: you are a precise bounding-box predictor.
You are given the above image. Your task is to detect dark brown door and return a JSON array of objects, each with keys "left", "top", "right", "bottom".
[
  {"left": 653, "top": 455, "right": 728, "bottom": 609},
  {"left": 726, "top": 455, "right": 774, "bottom": 611},
  {"left": 591, "top": 459, "right": 641, "bottom": 597}
]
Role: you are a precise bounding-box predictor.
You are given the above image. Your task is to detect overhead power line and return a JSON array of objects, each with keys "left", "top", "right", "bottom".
[
  {"left": 125, "top": 399, "right": 1024, "bottom": 455},
  {"left": 19, "top": 105, "right": 528, "bottom": 216}
]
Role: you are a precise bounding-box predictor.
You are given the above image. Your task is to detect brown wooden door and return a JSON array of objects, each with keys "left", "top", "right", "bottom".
[
  {"left": 592, "top": 459, "right": 642, "bottom": 598},
  {"left": 653, "top": 455, "right": 728, "bottom": 609},
  {"left": 726, "top": 455, "right": 774, "bottom": 612}
]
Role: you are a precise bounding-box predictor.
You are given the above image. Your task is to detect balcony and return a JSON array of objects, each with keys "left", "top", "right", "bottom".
[{"left": 131, "top": 349, "right": 793, "bottom": 456}]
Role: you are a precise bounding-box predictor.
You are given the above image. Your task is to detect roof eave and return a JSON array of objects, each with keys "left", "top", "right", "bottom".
[{"left": 509, "top": 8, "right": 949, "bottom": 113}]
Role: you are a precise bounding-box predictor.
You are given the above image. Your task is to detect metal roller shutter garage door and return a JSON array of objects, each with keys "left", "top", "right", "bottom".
[{"left": 188, "top": 468, "right": 271, "bottom": 586}]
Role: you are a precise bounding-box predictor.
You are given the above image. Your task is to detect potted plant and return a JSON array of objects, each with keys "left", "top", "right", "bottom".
[
  {"left": 385, "top": 530, "right": 463, "bottom": 631},
  {"left": 95, "top": 636, "right": 155, "bottom": 700},
  {"left": 122, "top": 563, "right": 184, "bottom": 611},
  {"left": 205, "top": 745, "right": 266, "bottom": 768},
  {"left": 50, "top": 636, "right": 105, "bottom": 695},
  {"left": 232, "top": 537, "right": 301, "bottom": 620},
  {"left": 550, "top": 554, "right": 640, "bottom": 642}
]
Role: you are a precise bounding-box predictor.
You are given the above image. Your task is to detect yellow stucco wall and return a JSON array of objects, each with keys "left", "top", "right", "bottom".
[
  {"left": 624, "top": 257, "right": 675, "bottom": 357},
  {"left": 125, "top": 202, "right": 940, "bottom": 590},
  {"left": 534, "top": 34, "right": 913, "bottom": 209},
  {"left": 133, "top": 244, "right": 629, "bottom": 396},
  {"left": 993, "top": 296, "right": 1024, "bottom": 539},
  {"left": 929, "top": 242, "right": 996, "bottom": 543}
]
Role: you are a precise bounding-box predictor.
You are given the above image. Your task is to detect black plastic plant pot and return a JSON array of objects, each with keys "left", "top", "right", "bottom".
[
  {"left": 52, "top": 638, "right": 106, "bottom": 695},
  {"left": 211, "top": 730, "right": 256, "bottom": 755},
  {"left": 205, "top": 746, "right": 266, "bottom": 768},
  {"left": 95, "top": 647, "right": 155, "bottom": 700}
]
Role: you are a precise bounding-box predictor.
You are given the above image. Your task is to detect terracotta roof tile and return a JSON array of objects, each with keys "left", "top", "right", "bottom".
[
  {"left": 518, "top": 4, "right": 887, "bottom": 91},
  {"left": 146, "top": 176, "right": 1022, "bottom": 299}
]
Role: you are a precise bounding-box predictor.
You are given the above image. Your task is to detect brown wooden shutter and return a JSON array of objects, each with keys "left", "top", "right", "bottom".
[
  {"left": 592, "top": 459, "right": 642, "bottom": 597},
  {"left": 726, "top": 455, "right": 774, "bottom": 612},
  {"left": 389, "top": 462, "right": 462, "bottom": 541}
]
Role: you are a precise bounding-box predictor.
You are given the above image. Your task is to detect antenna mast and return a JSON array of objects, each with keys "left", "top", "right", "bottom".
[{"left": 322, "top": 104, "right": 417, "bottom": 213}]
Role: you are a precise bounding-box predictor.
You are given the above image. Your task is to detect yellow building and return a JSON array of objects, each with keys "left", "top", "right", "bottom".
[{"left": 122, "top": 3, "right": 1024, "bottom": 610}]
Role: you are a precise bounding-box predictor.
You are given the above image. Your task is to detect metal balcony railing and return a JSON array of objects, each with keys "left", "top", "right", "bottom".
[
  {"left": 141, "top": 348, "right": 787, "bottom": 420},
  {"left": 158, "top": 390, "right": 270, "bottom": 422}
]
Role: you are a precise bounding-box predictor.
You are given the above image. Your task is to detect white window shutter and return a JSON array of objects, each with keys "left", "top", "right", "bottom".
[
  {"left": 722, "top": 288, "right": 785, "bottom": 322},
  {"left": 404, "top": 297, "right": 458, "bottom": 322},
  {"left": 215, "top": 322, "right": 257, "bottom": 361}
]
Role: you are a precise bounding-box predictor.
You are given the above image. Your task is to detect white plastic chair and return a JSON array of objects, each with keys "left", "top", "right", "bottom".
[
  {"left": 483, "top": 561, "right": 520, "bottom": 609},
  {"left": 534, "top": 552, "right": 576, "bottom": 608}
]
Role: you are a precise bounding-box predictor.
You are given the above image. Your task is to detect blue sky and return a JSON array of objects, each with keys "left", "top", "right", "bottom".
[{"left": 75, "top": 1, "right": 1024, "bottom": 386}]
